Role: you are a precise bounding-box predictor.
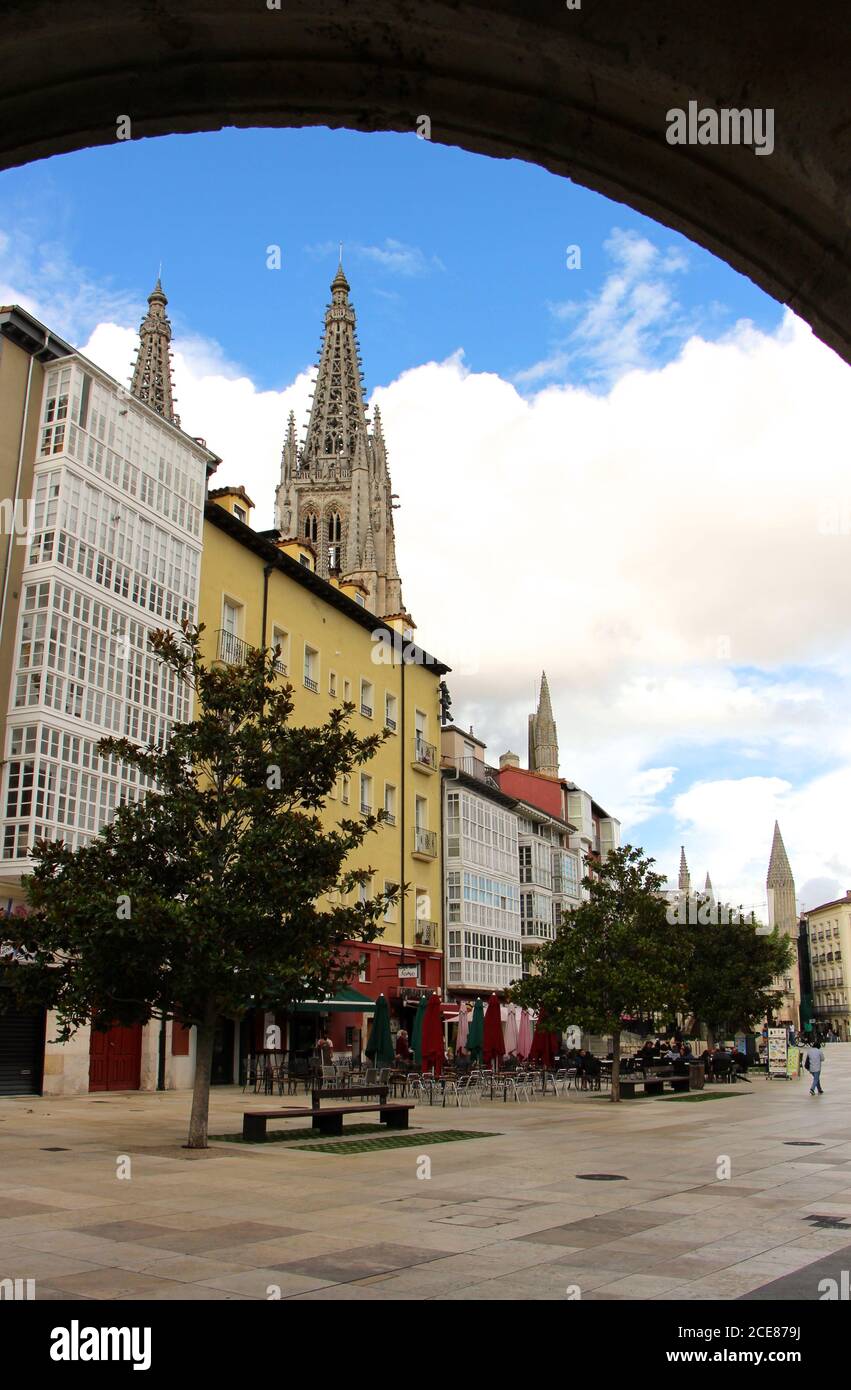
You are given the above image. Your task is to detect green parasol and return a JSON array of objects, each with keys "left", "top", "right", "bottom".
[
  {"left": 364, "top": 993, "right": 394, "bottom": 1067},
  {"left": 467, "top": 997, "right": 485, "bottom": 1062},
  {"left": 411, "top": 992, "right": 428, "bottom": 1065}
]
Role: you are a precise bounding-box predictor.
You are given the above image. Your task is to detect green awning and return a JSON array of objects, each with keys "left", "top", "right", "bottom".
[{"left": 288, "top": 987, "right": 377, "bottom": 1014}]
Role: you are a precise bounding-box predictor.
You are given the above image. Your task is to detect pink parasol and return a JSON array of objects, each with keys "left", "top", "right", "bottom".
[
  {"left": 517, "top": 1008, "right": 533, "bottom": 1059},
  {"left": 456, "top": 1000, "right": 470, "bottom": 1052},
  {"left": 504, "top": 1003, "right": 519, "bottom": 1056}
]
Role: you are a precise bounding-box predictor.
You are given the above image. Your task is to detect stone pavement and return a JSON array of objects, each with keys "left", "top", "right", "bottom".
[{"left": 2, "top": 1047, "right": 850, "bottom": 1301}]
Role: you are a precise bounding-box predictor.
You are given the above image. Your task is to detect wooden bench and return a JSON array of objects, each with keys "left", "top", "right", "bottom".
[
  {"left": 618, "top": 1072, "right": 690, "bottom": 1099},
  {"left": 240, "top": 1084, "right": 414, "bottom": 1139}
]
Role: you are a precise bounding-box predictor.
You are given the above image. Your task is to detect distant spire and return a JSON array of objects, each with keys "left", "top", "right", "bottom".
[
  {"left": 528, "top": 671, "right": 559, "bottom": 778},
  {"left": 767, "top": 820, "right": 794, "bottom": 887},
  {"left": 704, "top": 871, "right": 715, "bottom": 905},
  {"left": 130, "top": 276, "right": 179, "bottom": 426},
  {"left": 678, "top": 846, "right": 690, "bottom": 894}
]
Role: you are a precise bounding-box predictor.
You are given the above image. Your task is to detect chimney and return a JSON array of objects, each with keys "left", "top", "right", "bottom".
[{"left": 499, "top": 751, "right": 520, "bottom": 769}]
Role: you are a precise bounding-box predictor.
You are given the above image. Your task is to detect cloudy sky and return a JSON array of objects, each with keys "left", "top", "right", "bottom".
[{"left": 2, "top": 128, "right": 849, "bottom": 918}]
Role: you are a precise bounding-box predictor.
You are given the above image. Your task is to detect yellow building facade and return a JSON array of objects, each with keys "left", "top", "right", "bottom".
[{"left": 199, "top": 490, "right": 448, "bottom": 1066}]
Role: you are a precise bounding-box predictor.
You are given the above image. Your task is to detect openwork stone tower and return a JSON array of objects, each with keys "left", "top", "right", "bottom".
[
  {"left": 130, "top": 277, "right": 179, "bottom": 426},
  {"left": 274, "top": 262, "right": 404, "bottom": 619}
]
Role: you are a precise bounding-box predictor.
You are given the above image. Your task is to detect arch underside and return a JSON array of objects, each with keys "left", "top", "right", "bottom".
[{"left": 1, "top": 0, "right": 849, "bottom": 364}]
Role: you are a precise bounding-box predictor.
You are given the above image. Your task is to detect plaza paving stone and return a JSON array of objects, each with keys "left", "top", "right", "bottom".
[{"left": 1, "top": 1046, "right": 850, "bottom": 1300}]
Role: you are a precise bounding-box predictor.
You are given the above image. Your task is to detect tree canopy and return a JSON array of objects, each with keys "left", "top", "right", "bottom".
[{"left": 1, "top": 623, "right": 395, "bottom": 1145}]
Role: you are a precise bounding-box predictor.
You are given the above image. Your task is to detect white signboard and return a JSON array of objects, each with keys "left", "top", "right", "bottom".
[
  {"left": 398, "top": 966, "right": 419, "bottom": 980},
  {"left": 767, "top": 1027, "right": 787, "bottom": 1077}
]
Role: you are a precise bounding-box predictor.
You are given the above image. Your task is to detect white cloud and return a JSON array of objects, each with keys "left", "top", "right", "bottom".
[
  {"left": 306, "top": 238, "right": 444, "bottom": 277},
  {"left": 518, "top": 228, "right": 693, "bottom": 386}
]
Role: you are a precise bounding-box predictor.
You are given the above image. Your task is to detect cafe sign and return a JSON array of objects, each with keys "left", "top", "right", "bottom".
[{"left": 398, "top": 966, "right": 419, "bottom": 980}]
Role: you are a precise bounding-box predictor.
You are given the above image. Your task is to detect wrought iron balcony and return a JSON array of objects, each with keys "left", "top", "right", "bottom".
[
  {"left": 415, "top": 921, "right": 438, "bottom": 946},
  {"left": 303, "top": 675, "right": 319, "bottom": 693},
  {"left": 216, "top": 628, "right": 251, "bottom": 667},
  {"left": 360, "top": 703, "right": 373, "bottom": 718},
  {"left": 413, "top": 736, "right": 437, "bottom": 770},
  {"left": 216, "top": 628, "right": 287, "bottom": 675},
  {"left": 413, "top": 827, "right": 437, "bottom": 858}
]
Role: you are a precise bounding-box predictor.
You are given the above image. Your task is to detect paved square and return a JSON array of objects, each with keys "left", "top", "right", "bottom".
[{"left": 2, "top": 1048, "right": 850, "bottom": 1300}]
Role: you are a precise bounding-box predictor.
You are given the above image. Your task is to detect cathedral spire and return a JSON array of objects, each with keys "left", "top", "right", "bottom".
[
  {"left": 704, "top": 871, "right": 715, "bottom": 904},
  {"left": 273, "top": 265, "right": 407, "bottom": 620},
  {"left": 678, "top": 846, "right": 690, "bottom": 894},
  {"left": 130, "top": 276, "right": 179, "bottom": 426},
  {"left": 528, "top": 671, "right": 559, "bottom": 778},
  {"left": 767, "top": 820, "right": 794, "bottom": 887},
  {"left": 302, "top": 258, "right": 368, "bottom": 465}
]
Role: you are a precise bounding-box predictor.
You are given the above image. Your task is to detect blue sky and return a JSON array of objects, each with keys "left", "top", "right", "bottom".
[
  {"left": 0, "top": 126, "right": 781, "bottom": 391},
  {"left": 2, "top": 125, "right": 848, "bottom": 914}
]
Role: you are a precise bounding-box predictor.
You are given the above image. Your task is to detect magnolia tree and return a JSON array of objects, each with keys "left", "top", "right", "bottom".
[
  {"left": 0, "top": 624, "right": 396, "bottom": 1147},
  {"left": 511, "top": 845, "right": 690, "bottom": 1101}
]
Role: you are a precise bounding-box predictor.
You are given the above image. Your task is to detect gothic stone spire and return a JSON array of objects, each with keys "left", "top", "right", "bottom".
[
  {"left": 273, "top": 262, "right": 407, "bottom": 619},
  {"left": 678, "top": 846, "right": 690, "bottom": 894},
  {"left": 528, "top": 671, "right": 559, "bottom": 778},
  {"left": 130, "top": 277, "right": 179, "bottom": 426}
]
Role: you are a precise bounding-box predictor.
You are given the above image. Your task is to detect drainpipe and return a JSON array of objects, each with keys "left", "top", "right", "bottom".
[
  {"left": 157, "top": 1013, "right": 167, "bottom": 1091},
  {"left": 261, "top": 563, "right": 273, "bottom": 647}
]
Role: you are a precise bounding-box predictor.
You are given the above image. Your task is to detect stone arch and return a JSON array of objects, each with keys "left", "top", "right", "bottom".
[{"left": 1, "top": 2, "right": 849, "bottom": 364}]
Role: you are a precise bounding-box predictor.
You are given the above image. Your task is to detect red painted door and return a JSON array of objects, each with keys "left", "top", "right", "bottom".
[{"left": 89, "top": 1022, "right": 142, "bottom": 1091}]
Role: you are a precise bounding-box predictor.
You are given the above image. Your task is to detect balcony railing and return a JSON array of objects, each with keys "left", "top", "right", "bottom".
[
  {"left": 360, "top": 703, "right": 373, "bottom": 718},
  {"left": 383, "top": 811, "right": 396, "bottom": 826},
  {"left": 216, "top": 628, "right": 287, "bottom": 675},
  {"left": 304, "top": 675, "right": 318, "bottom": 693},
  {"left": 216, "top": 628, "right": 251, "bottom": 666},
  {"left": 415, "top": 921, "right": 438, "bottom": 946},
  {"left": 385, "top": 715, "right": 397, "bottom": 732},
  {"left": 413, "top": 827, "right": 437, "bottom": 857},
  {"left": 414, "top": 736, "right": 437, "bottom": 770},
  {"left": 360, "top": 802, "right": 372, "bottom": 817}
]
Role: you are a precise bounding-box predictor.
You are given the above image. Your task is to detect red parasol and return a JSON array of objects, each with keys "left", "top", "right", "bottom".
[
  {"left": 528, "top": 1008, "right": 559, "bottom": 1068},
  {"left": 420, "top": 992, "right": 445, "bottom": 1077},
  {"left": 483, "top": 993, "right": 505, "bottom": 1067}
]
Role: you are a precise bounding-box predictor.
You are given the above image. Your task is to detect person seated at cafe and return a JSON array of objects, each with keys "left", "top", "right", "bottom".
[
  {"left": 730, "top": 1045, "right": 749, "bottom": 1075},
  {"left": 455, "top": 1048, "right": 472, "bottom": 1075},
  {"left": 681, "top": 1042, "right": 694, "bottom": 1062},
  {"left": 395, "top": 1028, "right": 411, "bottom": 1061},
  {"left": 671, "top": 1049, "right": 689, "bottom": 1076},
  {"left": 663, "top": 1044, "right": 680, "bottom": 1063}
]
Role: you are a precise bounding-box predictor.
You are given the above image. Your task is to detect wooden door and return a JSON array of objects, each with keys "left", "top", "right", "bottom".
[{"left": 89, "top": 1022, "right": 142, "bottom": 1091}]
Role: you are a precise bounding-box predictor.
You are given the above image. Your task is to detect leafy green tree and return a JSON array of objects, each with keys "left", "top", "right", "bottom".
[
  {"left": 683, "top": 910, "right": 794, "bottom": 1045},
  {"left": 0, "top": 624, "right": 395, "bottom": 1147},
  {"left": 511, "top": 845, "right": 690, "bottom": 1100}
]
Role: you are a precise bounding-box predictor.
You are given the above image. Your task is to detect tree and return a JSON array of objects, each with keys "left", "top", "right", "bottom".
[
  {"left": 511, "top": 845, "right": 690, "bottom": 1100},
  {"left": 0, "top": 624, "right": 395, "bottom": 1147},
  {"left": 683, "top": 911, "right": 794, "bottom": 1045}
]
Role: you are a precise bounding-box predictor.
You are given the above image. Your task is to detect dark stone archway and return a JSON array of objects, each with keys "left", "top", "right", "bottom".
[{"left": 1, "top": 1, "right": 849, "bottom": 364}]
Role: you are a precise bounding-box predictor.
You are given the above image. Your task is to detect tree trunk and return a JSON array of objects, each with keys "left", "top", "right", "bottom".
[
  {"left": 186, "top": 996, "right": 218, "bottom": 1149},
  {"left": 610, "top": 1028, "right": 621, "bottom": 1102},
  {"left": 706, "top": 1025, "right": 715, "bottom": 1050}
]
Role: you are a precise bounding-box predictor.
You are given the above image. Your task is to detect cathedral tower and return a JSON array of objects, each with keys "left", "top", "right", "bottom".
[
  {"left": 274, "top": 262, "right": 405, "bottom": 619},
  {"left": 766, "top": 820, "right": 800, "bottom": 1025},
  {"left": 130, "top": 277, "right": 179, "bottom": 426},
  {"left": 528, "top": 671, "right": 559, "bottom": 778},
  {"left": 678, "top": 846, "right": 691, "bottom": 895}
]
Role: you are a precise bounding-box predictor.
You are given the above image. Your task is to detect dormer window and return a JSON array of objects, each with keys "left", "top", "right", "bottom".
[{"left": 234, "top": 504, "right": 247, "bottom": 524}]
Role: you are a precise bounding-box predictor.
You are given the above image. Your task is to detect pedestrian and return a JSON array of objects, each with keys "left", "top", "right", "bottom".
[
  {"left": 395, "top": 1028, "right": 410, "bottom": 1060},
  {"left": 317, "top": 1032, "right": 333, "bottom": 1066},
  {"left": 802, "top": 1041, "right": 825, "bottom": 1095}
]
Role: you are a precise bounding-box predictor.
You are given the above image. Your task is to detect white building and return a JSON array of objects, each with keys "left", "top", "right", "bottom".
[
  {"left": 0, "top": 300, "right": 218, "bottom": 1096},
  {"left": 441, "top": 727, "right": 523, "bottom": 997}
]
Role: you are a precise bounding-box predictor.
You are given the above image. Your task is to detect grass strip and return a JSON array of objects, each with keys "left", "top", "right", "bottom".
[
  {"left": 209, "top": 1123, "right": 386, "bottom": 1144},
  {"left": 292, "top": 1130, "right": 499, "bottom": 1155}
]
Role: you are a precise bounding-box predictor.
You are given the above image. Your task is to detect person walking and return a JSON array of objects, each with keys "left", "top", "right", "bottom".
[{"left": 803, "top": 1041, "right": 825, "bottom": 1095}]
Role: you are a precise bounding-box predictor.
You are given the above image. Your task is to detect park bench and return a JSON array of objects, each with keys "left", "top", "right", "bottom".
[
  {"left": 242, "top": 1085, "right": 413, "bottom": 1140},
  {"left": 618, "top": 1071, "right": 691, "bottom": 1099}
]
